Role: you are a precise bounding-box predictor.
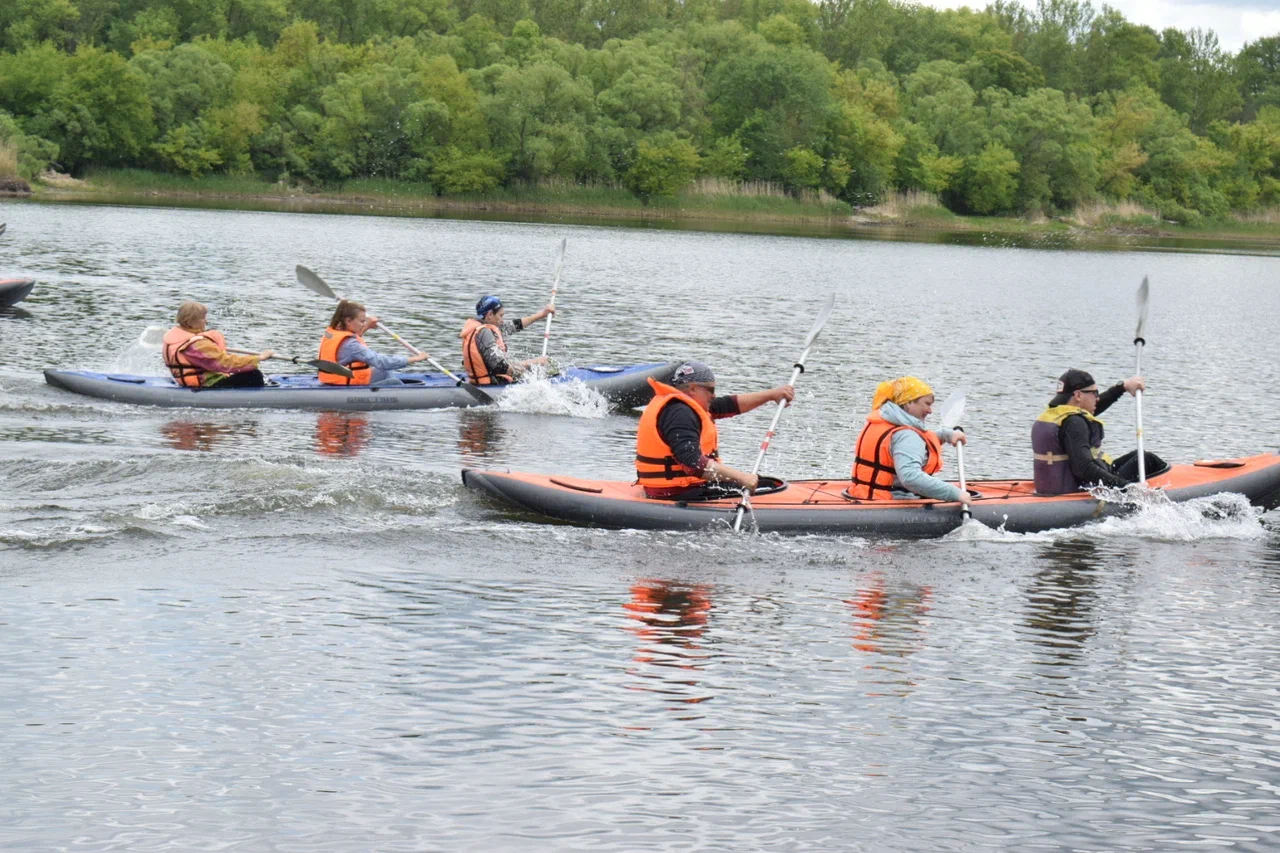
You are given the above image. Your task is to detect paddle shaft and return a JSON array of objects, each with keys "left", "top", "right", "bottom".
[
  {"left": 1135, "top": 337, "right": 1146, "bottom": 484},
  {"left": 732, "top": 346, "right": 812, "bottom": 532},
  {"left": 957, "top": 439, "right": 970, "bottom": 520},
  {"left": 541, "top": 239, "right": 566, "bottom": 358}
]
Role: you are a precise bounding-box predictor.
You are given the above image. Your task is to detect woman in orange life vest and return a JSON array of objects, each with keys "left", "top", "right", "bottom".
[
  {"left": 319, "top": 299, "right": 429, "bottom": 386},
  {"left": 162, "top": 300, "right": 274, "bottom": 389},
  {"left": 635, "top": 360, "right": 794, "bottom": 499},
  {"left": 850, "top": 376, "right": 967, "bottom": 502},
  {"left": 460, "top": 295, "right": 555, "bottom": 385}
]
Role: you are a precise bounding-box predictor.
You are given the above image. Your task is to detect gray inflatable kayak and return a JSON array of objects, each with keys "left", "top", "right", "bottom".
[
  {"left": 461, "top": 453, "right": 1280, "bottom": 536},
  {"left": 0, "top": 278, "right": 35, "bottom": 307},
  {"left": 44, "top": 362, "right": 678, "bottom": 411}
]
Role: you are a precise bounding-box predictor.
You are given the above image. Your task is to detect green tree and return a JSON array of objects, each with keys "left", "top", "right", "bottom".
[
  {"left": 624, "top": 133, "right": 700, "bottom": 201},
  {"left": 961, "top": 142, "right": 1020, "bottom": 213}
]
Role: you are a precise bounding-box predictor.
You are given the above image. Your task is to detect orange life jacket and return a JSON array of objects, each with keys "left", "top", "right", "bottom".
[
  {"left": 635, "top": 379, "right": 719, "bottom": 489},
  {"left": 849, "top": 409, "right": 943, "bottom": 500},
  {"left": 460, "top": 318, "right": 512, "bottom": 385},
  {"left": 162, "top": 326, "right": 228, "bottom": 388},
  {"left": 318, "top": 328, "right": 372, "bottom": 386}
]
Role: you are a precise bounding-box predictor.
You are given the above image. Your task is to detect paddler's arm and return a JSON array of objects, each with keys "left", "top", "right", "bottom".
[
  {"left": 515, "top": 305, "right": 554, "bottom": 330},
  {"left": 1095, "top": 377, "right": 1142, "bottom": 416},
  {"left": 186, "top": 337, "right": 262, "bottom": 372},
  {"left": 731, "top": 385, "right": 795, "bottom": 415},
  {"left": 657, "top": 402, "right": 758, "bottom": 491},
  {"left": 1060, "top": 417, "right": 1129, "bottom": 488},
  {"left": 890, "top": 431, "right": 964, "bottom": 502}
]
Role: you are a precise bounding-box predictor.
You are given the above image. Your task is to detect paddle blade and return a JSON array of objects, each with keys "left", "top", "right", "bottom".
[
  {"left": 1135, "top": 275, "right": 1149, "bottom": 341},
  {"left": 552, "top": 238, "right": 566, "bottom": 286},
  {"left": 138, "top": 325, "right": 167, "bottom": 348},
  {"left": 296, "top": 265, "right": 339, "bottom": 301},
  {"left": 309, "top": 358, "right": 354, "bottom": 379},
  {"left": 803, "top": 293, "right": 836, "bottom": 350},
  {"left": 938, "top": 390, "right": 967, "bottom": 430},
  {"left": 0, "top": 223, "right": 6, "bottom": 237},
  {"left": 459, "top": 381, "right": 495, "bottom": 405}
]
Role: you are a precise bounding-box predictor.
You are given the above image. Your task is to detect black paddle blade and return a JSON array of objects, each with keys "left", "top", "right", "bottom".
[
  {"left": 0, "top": 223, "right": 6, "bottom": 237},
  {"left": 304, "top": 358, "right": 354, "bottom": 379},
  {"left": 457, "top": 380, "right": 495, "bottom": 404}
]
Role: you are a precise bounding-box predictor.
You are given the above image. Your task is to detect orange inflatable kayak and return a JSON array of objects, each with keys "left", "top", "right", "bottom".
[{"left": 462, "top": 453, "right": 1280, "bottom": 535}]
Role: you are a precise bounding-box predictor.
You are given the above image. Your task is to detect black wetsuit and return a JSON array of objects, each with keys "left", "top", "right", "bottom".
[{"left": 1060, "top": 383, "right": 1163, "bottom": 487}]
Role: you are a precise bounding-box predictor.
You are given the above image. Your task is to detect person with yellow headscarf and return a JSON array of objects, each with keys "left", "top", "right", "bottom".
[{"left": 849, "top": 377, "right": 968, "bottom": 502}]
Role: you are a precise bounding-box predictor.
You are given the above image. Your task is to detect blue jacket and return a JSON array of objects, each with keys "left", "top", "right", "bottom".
[
  {"left": 880, "top": 402, "right": 964, "bottom": 502},
  {"left": 336, "top": 337, "right": 411, "bottom": 385}
]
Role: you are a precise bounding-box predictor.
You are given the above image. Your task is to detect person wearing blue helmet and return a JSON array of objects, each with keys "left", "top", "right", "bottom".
[{"left": 460, "top": 294, "right": 555, "bottom": 385}]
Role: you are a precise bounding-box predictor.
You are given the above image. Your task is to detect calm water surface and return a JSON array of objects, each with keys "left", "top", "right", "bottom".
[{"left": 2, "top": 199, "right": 1279, "bottom": 851}]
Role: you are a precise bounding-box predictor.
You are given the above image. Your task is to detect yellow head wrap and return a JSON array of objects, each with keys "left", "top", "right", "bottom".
[{"left": 871, "top": 376, "right": 933, "bottom": 412}]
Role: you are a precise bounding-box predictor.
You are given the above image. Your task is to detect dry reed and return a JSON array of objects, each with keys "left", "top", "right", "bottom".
[
  {"left": 1070, "top": 199, "right": 1159, "bottom": 226},
  {"left": 1232, "top": 208, "right": 1280, "bottom": 225},
  {"left": 861, "top": 189, "right": 944, "bottom": 218},
  {"left": 0, "top": 141, "right": 19, "bottom": 179}
]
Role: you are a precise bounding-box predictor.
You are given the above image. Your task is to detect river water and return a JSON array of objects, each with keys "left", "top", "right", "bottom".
[{"left": 2, "top": 199, "right": 1279, "bottom": 851}]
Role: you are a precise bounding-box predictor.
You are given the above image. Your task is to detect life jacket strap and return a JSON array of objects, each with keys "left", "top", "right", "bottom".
[{"left": 1034, "top": 452, "right": 1071, "bottom": 465}]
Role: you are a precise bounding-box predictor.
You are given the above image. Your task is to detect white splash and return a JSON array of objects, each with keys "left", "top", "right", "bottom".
[
  {"left": 496, "top": 373, "right": 611, "bottom": 418},
  {"left": 943, "top": 486, "right": 1267, "bottom": 544}
]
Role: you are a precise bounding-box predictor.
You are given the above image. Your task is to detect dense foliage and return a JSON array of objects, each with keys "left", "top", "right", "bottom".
[{"left": 2, "top": 0, "right": 1279, "bottom": 221}]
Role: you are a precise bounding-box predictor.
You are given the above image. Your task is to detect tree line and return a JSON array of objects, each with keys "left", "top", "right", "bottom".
[{"left": 2, "top": 0, "right": 1279, "bottom": 222}]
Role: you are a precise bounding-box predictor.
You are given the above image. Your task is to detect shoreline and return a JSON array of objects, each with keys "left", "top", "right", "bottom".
[{"left": 17, "top": 173, "right": 1280, "bottom": 253}]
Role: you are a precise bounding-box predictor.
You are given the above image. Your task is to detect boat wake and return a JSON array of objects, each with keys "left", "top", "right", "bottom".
[
  {"left": 496, "top": 370, "right": 611, "bottom": 418},
  {"left": 946, "top": 487, "right": 1268, "bottom": 544}
]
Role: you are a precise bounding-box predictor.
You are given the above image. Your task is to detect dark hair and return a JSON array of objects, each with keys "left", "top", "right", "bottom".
[{"left": 329, "top": 299, "right": 366, "bottom": 330}]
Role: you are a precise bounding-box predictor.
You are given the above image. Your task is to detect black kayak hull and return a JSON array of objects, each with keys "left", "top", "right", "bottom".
[
  {"left": 0, "top": 278, "right": 35, "bottom": 307},
  {"left": 44, "top": 362, "right": 678, "bottom": 411},
  {"left": 461, "top": 454, "right": 1280, "bottom": 536}
]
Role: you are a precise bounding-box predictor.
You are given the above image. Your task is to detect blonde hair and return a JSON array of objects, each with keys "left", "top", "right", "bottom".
[{"left": 176, "top": 301, "right": 207, "bottom": 331}]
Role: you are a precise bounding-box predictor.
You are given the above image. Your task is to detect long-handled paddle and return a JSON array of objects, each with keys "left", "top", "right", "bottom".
[
  {"left": 0, "top": 223, "right": 6, "bottom": 237},
  {"left": 732, "top": 294, "right": 835, "bottom": 532},
  {"left": 541, "top": 238, "right": 566, "bottom": 358},
  {"left": 226, "top": 347, "right": 353, "bottom": 379},
  {"left": 295, "top": 264, "right": 493, "bottom": 405},
  {"left": 938, "top": 390, "right": 971, "bottom": 521},
  {"left": 1134, "top": 276, "right": 1149, "bottom": 485},
  {"left": 136, "top": 327, "right": 353, "bottom": 378}
]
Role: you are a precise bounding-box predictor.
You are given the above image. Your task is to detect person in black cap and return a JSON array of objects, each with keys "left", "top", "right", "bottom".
[
  {"left": 459, "top": 294, "right": 555, "bottom": 385},
  {"left": 635, "top": 360, "right": 795, "bottom": 499},
  {"left": 1031, "top": 368, "right": 1164, "bottom": 495}
]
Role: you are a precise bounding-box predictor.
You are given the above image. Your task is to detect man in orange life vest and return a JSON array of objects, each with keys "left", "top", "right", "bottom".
[
  {"left": 635, "top": 361, "right": 794, "bottom": 499},
  {"left": 162, "top": 301, "right": 273, "bottom": 389},
  {"left": 460, "top": 295, "right": 554, "bottom": 385}
]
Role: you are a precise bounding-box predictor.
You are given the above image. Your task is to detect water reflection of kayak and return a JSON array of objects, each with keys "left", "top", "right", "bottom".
[
  {"left": 43, "top": 362, "right": 677, "bottom": 411},
  {"left": 462, "top": 454, "right": 1280, "bottom": 536},
  {"left": 0, "top": 278, "right": 35, "bottom": 307}
]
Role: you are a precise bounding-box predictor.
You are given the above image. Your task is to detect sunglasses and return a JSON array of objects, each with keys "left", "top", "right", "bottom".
[{"left": 1077, "top": 388, "right": 1100, "bottom": 396}]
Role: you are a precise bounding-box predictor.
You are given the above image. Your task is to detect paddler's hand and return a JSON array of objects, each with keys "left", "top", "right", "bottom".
[
  {"left": 365, "top": 314, "right": 380, "bottom": 331},
  {"left": 258, "top": 349, "right": 275, "bottom": 360},
  {"left": 407, "top": 352, "right": 430, "bottom": 365},
  {"left": 771, "top": 385, "right": 796, "bottom": 405},
  {"left": 537, "top": 305, "right": 556, "bottom": 320},
  {"left": 948, "top": 428, "right": 967, "bottom": 446},
  {"left": 741, "top": 473, "right": 760, "bottom": 493},
  {"left": 1123, "top": 375, "right": 1145, "bottom": 395}
]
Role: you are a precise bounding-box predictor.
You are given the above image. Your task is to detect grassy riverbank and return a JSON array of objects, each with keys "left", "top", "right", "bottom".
[
  {"left": 27, "top": 169, "right": 1280, "bottom": 250},
  {"left": 41, "top": 169, "right": 854, "bottom": 224}
]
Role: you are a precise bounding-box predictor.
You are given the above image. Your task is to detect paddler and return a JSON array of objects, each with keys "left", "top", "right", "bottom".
[
  {"left": 162, "top": 301, "right": 273, "bottom": 389},
  {"left": 320, "top": 299, "right": 429, "bottom": 386},
  {"left": 635, "top": 361, "right": 794, "bottom": 499},
  {"left": 849, "top": 377, "right": 967, "bottom": 502},
  {"left": 460, "top": 295, "right": 554, "bottom": 385},
  {"left": 1032, "top": 369, "right": 1165, "bottom": 495}
]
